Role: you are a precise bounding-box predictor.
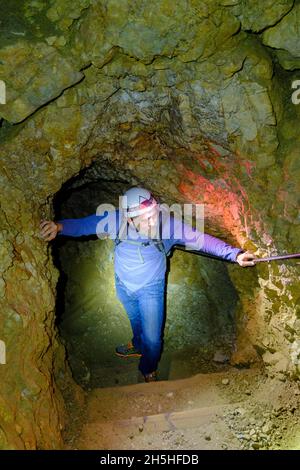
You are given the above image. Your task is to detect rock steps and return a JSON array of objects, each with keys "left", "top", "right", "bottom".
[{"left": 73, "top": 369, "right": 258, "bottom": 450}]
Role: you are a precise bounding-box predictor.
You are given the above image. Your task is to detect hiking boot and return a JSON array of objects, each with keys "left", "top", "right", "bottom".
[
  {"left": 115, "top": 341, "right": 142, "bottom": 358},
  {"left": 144, "top": 371, "right": 158, "bottom": 382}
]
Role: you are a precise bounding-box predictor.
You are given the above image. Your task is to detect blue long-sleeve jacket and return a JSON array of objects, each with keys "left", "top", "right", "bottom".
[{"left": 57, "top": 208, "right": 243, "bottom": 292}]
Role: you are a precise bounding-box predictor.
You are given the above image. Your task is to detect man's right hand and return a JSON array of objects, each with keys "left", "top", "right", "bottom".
[
  {"left": 40, "top": 220, "right": 62, "bottom": 241},
  {"left": 236, "top": 250, "right": 256, "bottom": 267}
]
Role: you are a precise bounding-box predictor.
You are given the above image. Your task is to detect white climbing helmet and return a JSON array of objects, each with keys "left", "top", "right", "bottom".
[{"left": 121, "top": 187, "right": 158, "bottom": 218}]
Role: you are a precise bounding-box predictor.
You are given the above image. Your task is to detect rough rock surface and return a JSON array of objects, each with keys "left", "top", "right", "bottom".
[{"left": 0, "top": 0, "right": 299, "bottom": 449}]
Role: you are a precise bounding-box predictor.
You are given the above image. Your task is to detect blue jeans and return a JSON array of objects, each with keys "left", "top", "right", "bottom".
[{"left": 115, "top": 274, "right": 166, "bottom": 376}]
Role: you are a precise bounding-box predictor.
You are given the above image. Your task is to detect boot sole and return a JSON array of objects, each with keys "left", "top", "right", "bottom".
[
  {"left": 115, "top": 352, "right": 142, "bottom": 358},
  {"left": 144, "top": 378, "right": 158, "bottom": 382}
]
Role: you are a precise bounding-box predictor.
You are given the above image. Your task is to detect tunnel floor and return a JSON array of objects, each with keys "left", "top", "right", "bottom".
[
  {"left": 65, "top": 341, "right": 235, "bottom": 389},
  {"left": 63, "top": 365, "right": 300, "bottom": 450}
]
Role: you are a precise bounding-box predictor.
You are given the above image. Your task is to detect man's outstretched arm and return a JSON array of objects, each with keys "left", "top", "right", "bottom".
[
  {"left": 40, "top": 213, "right": 109, "bottom": 241},
  {"left": 198, "top": 233, "right": 256, "bottom": 267},
  {"left": 167, "top": 216, "right": 256, "bottom": 267}
]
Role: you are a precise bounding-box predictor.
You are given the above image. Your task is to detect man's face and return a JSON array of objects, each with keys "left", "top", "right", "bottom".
[{"left": 129, "top": 207, "right": 159, "bottom": 237}]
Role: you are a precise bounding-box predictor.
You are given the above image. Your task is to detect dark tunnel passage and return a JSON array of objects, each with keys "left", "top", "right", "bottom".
[{"left": 51, "top": 164, "right": 240, "bottom": 389}]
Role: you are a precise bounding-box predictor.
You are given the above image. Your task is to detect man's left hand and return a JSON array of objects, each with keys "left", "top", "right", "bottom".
[{"left": 236, "top": 250, "right": 257, "bottom": 267}]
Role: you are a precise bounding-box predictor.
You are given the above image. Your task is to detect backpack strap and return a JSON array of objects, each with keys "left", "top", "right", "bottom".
[{"left": 115, "top": 210, "right": 167, "bottom": 263}]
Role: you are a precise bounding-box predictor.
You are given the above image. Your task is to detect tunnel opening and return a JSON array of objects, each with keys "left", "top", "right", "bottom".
[
  {"left": 47, "top": 161, "right": 300, "bottom": 452},
  {"left": 51, "top": 160, "right": 241, "bottom": 390}
]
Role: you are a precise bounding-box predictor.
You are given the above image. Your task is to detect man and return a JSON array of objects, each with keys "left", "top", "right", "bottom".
[{"left": 40, "top": 187, "right": 256, "bottom": 382}]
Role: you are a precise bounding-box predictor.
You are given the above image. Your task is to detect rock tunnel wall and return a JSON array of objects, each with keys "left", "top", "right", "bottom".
[{"left": 0, "top": 0, "right": 299, "bottom": 449}]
